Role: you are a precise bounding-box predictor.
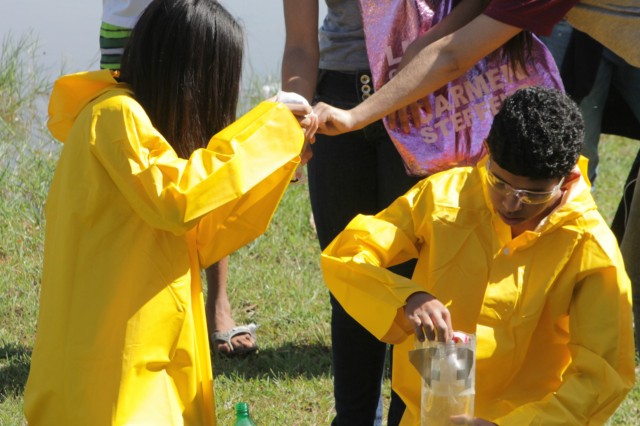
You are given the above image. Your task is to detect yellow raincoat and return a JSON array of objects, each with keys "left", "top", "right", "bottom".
[
  {"left": 322, "top": 157, "right": 635, "bottom": 425},
  {"left": 24, "top": 70, "right": 303, "bottom": 425}
]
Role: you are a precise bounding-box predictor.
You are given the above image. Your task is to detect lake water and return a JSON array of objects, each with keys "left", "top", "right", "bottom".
[{"left": 1, "top": 0, "right": 327, "bottom": 88}]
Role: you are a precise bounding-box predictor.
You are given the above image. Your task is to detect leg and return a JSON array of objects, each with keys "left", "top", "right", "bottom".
[
  {"left": 610, "top": 49, "right": 640, "bottom": 125},
  {"left": 205, "top": 256, "right": 257, "bottom": 355},
  {"left": 329, "top": 295, "right": 387, "bottom": 426},
  {"left": 578, "top": 55, "right": 612, "bottom": 184},
  {"left": 620, "top": 152, "right": 640, "bottom": 359},
  {"left": 611, "top": 152, "right": 640, "bottom": 243},
  {"left": 386, "top": 345, "right": 407, "bottom": 426},
  {"left": 310, "top": 71, "right": 387, "bottom": 425},
  {"left": 375, "top": 123, "right": 422, "bottom": 424},
  {"left": 309, "top": 128, "right": 387, "bottom": 425},
  {"left": 609, "top": 51, "right": 640, "bottom": 357}
]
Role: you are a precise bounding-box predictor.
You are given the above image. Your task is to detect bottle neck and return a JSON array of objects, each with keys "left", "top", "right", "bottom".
[{"left": 236, "top": 402, "right": 251, "bottom": 418}]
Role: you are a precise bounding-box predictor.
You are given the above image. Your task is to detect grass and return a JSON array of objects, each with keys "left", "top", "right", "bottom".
[{"left": 0, "top": 34, "right": 639, "bottom": 425}]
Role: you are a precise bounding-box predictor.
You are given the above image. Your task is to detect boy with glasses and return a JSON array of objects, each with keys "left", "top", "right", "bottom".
[{"left": 321, "top": 86, "right": 635, "bottom": 425}]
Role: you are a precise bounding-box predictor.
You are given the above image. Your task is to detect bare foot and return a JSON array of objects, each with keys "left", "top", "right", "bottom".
[
  {"left": 211, "top": 311, "right": 257, "bottom": 355},
  {"left": 204, "top": 259, "right": 257, "bottom": 355}
]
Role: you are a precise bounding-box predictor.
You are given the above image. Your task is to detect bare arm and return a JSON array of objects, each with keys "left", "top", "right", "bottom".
[
  {"left": 316, "top": 14, "right": 521, "bottom": 135},
  {"left": 390, "top": 0, "right": 487, "bottom": 131},
  {"left": 281, "top": 0, "right": 320, "bottom": 102},
  {"left": 281, "top": 0, "right": 320, "bottom": 163},
  {"left": 400, "top": 0, "right": 487, "bottom": 68}
]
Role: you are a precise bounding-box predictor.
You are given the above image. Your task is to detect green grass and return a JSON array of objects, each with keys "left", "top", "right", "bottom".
[{"left": 0, "top": 34, "right": 639, "bottom": 425}]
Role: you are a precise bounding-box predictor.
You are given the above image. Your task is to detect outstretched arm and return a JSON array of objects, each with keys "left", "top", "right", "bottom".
[
  {"left": 388, "top": 0, "right": 487, "bottom": 132},
  {"left": 315, "top": 14, "right": 521, "bottom": 135}
]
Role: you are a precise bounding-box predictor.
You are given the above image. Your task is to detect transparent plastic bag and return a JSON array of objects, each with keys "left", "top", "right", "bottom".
[{"left": 409, "top": 331, "right": 476, "bottom": 426}]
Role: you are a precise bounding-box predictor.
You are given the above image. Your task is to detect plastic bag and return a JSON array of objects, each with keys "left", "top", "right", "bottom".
[{"left": 409, "top": 331, "right": 476, "bottom": 425}]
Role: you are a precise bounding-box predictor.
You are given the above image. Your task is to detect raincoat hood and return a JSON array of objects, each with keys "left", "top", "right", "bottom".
[{"left": 48, "top": 70, "right": 128, "bottom": 143}]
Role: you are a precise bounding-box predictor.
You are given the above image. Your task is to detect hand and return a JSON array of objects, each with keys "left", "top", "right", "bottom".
[
  {"left": 404, "top": 292, "right": 453, "bottom": 342},
  {"left": 284, "top": 103, "right": 318, "bottom": 144},
  {"left": 387, "top": 98, "right": 431, "bottom": 134},
  {"left": 450, "top": 415, "right": 497, "bottom": 425},
  {"left": 299, "top": 139, "right": 313, "bottom": 166},
  {"left": 314, "top": 102, "right": 358, "bottom": 136}
]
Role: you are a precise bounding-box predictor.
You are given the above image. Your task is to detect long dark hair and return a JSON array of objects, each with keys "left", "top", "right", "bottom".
[
  {"left": 120, "top": 0, "right": 244, "bottom": 159},
  {"left": 500, "top": 32, "right": 533, "bottom": 74}
]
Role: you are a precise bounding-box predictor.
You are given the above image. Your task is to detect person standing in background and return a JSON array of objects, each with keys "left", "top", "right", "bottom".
[
  {"left": 542, "top": 18, "right": 640, "bottom": 359},
  {"left": 282, "top": 1, "right": 423, "bottom": 423},
  {"left": 621, "top": 164, "right": 640, "bottom": 362},
  {"left": 541, "top": 19, "right": 640, "bottom": 188},
  {"left": 100, "top": 0, "right": 259, "bottom": 357},
  {"left": 283, "top": 0, "right": 577, "bottom": 423}
]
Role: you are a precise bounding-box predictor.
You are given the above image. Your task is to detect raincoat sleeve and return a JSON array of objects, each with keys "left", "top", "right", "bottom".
[
  {"left": 89, "top": 100, "right": 303, "bottom": 238},
  {"left": 321, "top": 179, "right": 430, "bottom": 343},
  {"left": 194, "top": 153, "right": 298, "bottom": 268},
  {"left": 494, "top": 243, "right": 636, "bottom": 425}
]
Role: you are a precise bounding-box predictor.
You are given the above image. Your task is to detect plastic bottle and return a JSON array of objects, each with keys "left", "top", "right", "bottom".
[
  {"left": 234, "top": 402, "right": 257, "bottom": 426},
  {"left": 421, "top": 337, "right": 474, "bottom": 426}
]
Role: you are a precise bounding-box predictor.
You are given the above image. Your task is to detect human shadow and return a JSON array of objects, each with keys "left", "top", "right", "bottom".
[
  {"left": 212, "top": 341, "right": 332, "bottom": 380},
  {"left": 0, "top": 342, "right": 31, "bottom": 402},
  {"left": 0, "top": 341, "right": 333, "bottom": 400}
]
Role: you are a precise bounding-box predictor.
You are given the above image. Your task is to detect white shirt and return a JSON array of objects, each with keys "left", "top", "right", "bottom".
[{"left": 102, "top": 0, "right": 151, "bottom": 28}]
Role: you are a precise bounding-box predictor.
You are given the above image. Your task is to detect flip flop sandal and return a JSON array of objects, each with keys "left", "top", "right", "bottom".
[{"left": 211, "top": 323, "right": 259, "bottom": 357}]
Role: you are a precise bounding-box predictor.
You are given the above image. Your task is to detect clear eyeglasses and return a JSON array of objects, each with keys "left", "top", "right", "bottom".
[{"left": 485, "top": 158, "right": 564, "bottom": 205}]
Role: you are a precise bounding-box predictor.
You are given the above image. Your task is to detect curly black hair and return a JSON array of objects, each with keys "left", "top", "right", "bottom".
[{"left": 486, "top": 86, "right": 585, "bottom": 179}]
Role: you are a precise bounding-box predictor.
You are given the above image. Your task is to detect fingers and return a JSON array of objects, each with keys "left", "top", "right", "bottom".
[
  {"left": 388, "top": 110, "right": 398, "bottom": 130},
  {"left": 285, "top": 103, "right": 312, "bottom": 116},
  {"left": 407, "top": 311, "right": 434, "bottom": 342},
  {"left": 314, "top": 102, "right": 349, "bottom": 136},
  {"left": 412, "top": 309, "right": 447, "bottom": 341},
  {"left": 410, "top": 102, "right": 422, "bottom": 128},
  {"left": 298, "top": 112, "right": 318, "bottom": 143},
  {"left": 404, "top": 292, "right": 453, "bottom": 342},
  {"left": 299, "top": 141, "right": 313, "bottom": 165},
  {"left": 421, "top": 97, "right": 432, "bottom": 115},
  {"left": 285, "top": 103, "right": 318, "bottom": 143},
  {"left": 388, "top": 102, "right": 425, "bottom": 134},
  {"left": 434, "top": 307, "right": 453, "bottom": 342},
  {"left": 450, "top": 415, "right": 474, "bottom": 425},
  {"left": 313, "top": 102, "right": 331, "bottom": 134},
  {"left": 450, "top": 415, "right": 496, "bottom": 426},
  {"left": 397, "top": 106, "right": 411, "bottom": 134}
]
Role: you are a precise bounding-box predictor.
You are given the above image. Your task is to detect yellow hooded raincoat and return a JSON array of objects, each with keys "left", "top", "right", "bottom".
[
  {"left": 321, "top": 158, "right": 635, "bottom": 425},
  {"left": 24, "top": 70, "right": 303, "bottom": 425}
]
